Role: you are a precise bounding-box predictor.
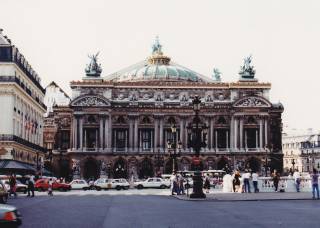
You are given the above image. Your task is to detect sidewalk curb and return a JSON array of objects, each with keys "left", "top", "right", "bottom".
[{"left": 172, "top": 195, "right": 317, "bottom": 202}]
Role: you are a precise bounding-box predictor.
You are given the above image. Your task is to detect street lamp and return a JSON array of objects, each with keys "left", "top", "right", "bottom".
[
  {"left": 167, "top": 122, "right": 182, "bottom": 173},
  {"left": 187, "top": 95, "right": 208, "bottom": 199}
]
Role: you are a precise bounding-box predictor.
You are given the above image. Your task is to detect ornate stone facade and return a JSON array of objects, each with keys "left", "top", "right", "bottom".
[{"left": 44, "top": 39, "right": 284, "bottom": 180}]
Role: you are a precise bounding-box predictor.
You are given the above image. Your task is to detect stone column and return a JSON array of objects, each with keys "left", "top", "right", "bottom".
[
  {"left": 245, "top": 129, "right": 247, "bottom": 149},
  {"left": 255, "top": 129, "right": 258, "bottom": 149},
  {"left": 108, "top": 115, "right": 112, "bottom": 150},
  {"left": 180, "top": 118, "right": 184, "bottom": 147},
  {"left": 79, "top": 117, "right": 83, "bottom": 150},
  {"left": 259, "top": 118, "right": 263, "bottom": 149},
  {"left": 226, "top": 130, "right": 229, "bottom": 149},
  {"left": 129, "top": 118, "right": 134, "bottom": 151},
  {"left": 134, "top": 117, "right": 139, "bottom": 151},
  {"left": 154, "top": 118, "right": 158, "bottom": 151},
  {"left": 215, "top": 130, "right": 218, "bottom": 150},
  {"left": 240, "top": 118, "right": 244, "bottom": 149},
  {"left": 264, "top": 118, "right": 268, "bottom": 149},
  {"left": 72, "top": 117, "right": 76, "bottom": 149},
  {"left": 234, "top": 118, "right": 238, "bottom": 150},
  {"left": 100, "top": 117, "right": 103, "bottom": 149},
  {"left": 159, "top": 118, "right": 164, "bottom": 150},
  {"left": 210, "top": 118, "right": 214, "bottom": 149},
  {"left": 230, "top": 116, "right": 234, "bottom": 149},
  {"left": 104, "top": 116, "right": 108, "bottom": 150},
  {"left": 185, "top": 119, "right": 189, "bottom": 149}
]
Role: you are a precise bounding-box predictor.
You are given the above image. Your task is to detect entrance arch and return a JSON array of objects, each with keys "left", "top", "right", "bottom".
[
  {"left": 139, "top": 157, "right": 154, "bottom": 178},
  {"left": 217, "top": 157, "right": 229, "bottom": 170},
  {"left": 83, "top": 157, "right": 100, "bottom": 180},
  {"left": 113, "top": 157, "right": 127, "bottom": 179},
  {"left": 164, "top": 158, "right": 179, "bottom": 174},
  {"left": 246, "top": 157, "right": 261, "bottom": 172}
]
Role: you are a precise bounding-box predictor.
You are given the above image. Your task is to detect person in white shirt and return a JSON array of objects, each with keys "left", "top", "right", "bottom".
[
  {"left": 27, "top": 175, "right": 35, "bottom": 197},
  {"left": 252, "top": 172, "right": 259, "bottom": 193},
  {"left": 293, "top": 170, "right": 301, "bottom": 192},
  {"left": 243, "top": 170, "right": 251, "bottom": 193}
]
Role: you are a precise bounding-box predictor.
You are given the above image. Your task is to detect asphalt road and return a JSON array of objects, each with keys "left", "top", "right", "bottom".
[{"left": 7, "top": 190, "right": 320, "bottom": 228}]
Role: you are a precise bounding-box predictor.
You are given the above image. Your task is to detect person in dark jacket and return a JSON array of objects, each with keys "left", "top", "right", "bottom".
[{"left": 272, "top": 170, "right": 280, "bottom": 192}]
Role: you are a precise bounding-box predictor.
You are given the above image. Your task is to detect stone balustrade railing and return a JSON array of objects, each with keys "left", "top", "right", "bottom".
[{"left": 222, "top": 175, "right": 315, "bottom": 193}]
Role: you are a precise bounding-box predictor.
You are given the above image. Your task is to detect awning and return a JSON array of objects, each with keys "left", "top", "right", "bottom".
[{"left": 0, "top": 160, "right": 36, "bottom": 172}]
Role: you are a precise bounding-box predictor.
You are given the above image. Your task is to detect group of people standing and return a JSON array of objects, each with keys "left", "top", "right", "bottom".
[
  {"left": 232, "top": 170, "right": 259, "bottom": 193},
  {"left": 7, "top": 174, "right": 35, "bottom": 198},
  {"left": 170, "top": 173, "right": 185, "bottom": 195}
]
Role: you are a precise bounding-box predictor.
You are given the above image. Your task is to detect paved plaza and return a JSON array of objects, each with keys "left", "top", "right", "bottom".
[{"left": 6, "top": 190, "right": 320, "bottom": 228}]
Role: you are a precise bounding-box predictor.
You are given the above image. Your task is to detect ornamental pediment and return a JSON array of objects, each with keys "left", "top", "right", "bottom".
[
  {"left": 70, "top": 95, "right": 111, "bottom": 107},
  {"left": 233, "top": 96, "right": 271, "bottom": 108}
]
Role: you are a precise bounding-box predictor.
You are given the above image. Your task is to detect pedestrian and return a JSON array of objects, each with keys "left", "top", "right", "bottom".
[
  {"left": 170, "top": 172, "right": 177, "bottom": 195},
  {"left": 243, "top": 169, "right": 251, "bottom": 193},
  {"left": 233, "top": 170, "right": 241, "bottom": 193},
  {"left": 203, "top": 174, "right": 210, "bottom": 193},
  {"left": 178, "top": 175, "right": 185, "bottom": 195},
  {"left": 293, "top": 169, "right": 301, "bottom": 192},
  {"left": 311, "top": 168, "right": 319, "bottom": 200},
  {"left": 9, "top": 174, "right": 17, "bottom": 198},
  {"left": 48, "top": 178, "right": 53, "bottom": 196},
  {"left": 272, "top": 170, "right": 280, "bottom": 192},
  {"left": 252, "top": 171, "right": 259, "bottom": 193},
  {"left": 27, "top": 175, "right": 35, "bottom": 197}
]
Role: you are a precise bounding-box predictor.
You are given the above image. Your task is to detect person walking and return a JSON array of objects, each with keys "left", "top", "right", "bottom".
[
  {"left": 243, "top": 170, "right": 251, "bottom": 193},
  {"left": 272, "top": 170, "right": 280, "bottom": 192},
  {"left": 178, "top": 175, "right": 185, "bottom": 195},
  {"left": 293, "top": 169, "right": 301, "bottom": 192},
  {"left": 48, "top": 178, "right": 53, "bottom": 196},
  {"left": 252, "top": 171, "right": 259, "bottom": 193},
  {"left": 311, "top": 168, "right": 319, "bottom": 199},
  {"left": 170, "top": 172, "right": 177, "bottom": 195},
  {"left": 203, "top": 174, "right": 211, "bottom": 193},
  {"left": 27, "top": 175, "right": 35, "bottom": 197},
  {"left": 9, "top": 174, "right": 17, "bottom": 198}
]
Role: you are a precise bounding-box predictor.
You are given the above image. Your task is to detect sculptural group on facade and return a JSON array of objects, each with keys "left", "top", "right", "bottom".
[
  {"left": 239, "top": 55, "right": 256, "bottom": 78},
  {"left": 85, "top": 52, "right": 102, "bottom": 77}
]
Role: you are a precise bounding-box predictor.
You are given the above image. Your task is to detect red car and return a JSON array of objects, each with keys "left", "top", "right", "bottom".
[{"left": 35, "top": 179, "right": 71, "bottom": 192}]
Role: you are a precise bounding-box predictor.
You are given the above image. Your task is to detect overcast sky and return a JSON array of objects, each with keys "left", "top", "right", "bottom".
[{"left": 1, "top": 0, "right": 320, "bottom": 131}]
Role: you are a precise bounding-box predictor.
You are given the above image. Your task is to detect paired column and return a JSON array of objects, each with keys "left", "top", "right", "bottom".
[
  {"left": 234, "top": 118, "right": 238, "bottom": 150},
  {"left": 264, "top": 118, "right": 268, "bottom": 149},
  {"left": 159, "top": 118, "right": 164, "bottom": 149},
  {"left": 129, "top": 118, "right": 134, "bottom": 151},
  {"left": 230, "top": 116, "right": 234, "bottom": 149},
  {"left": 99, "top": 117, "right": 103, "bottom": 149},
  {"left": 134, "top": 117, "right": 139, "bottom": 151},
  {"left": 104, "top": 116, "right": 109, "bottom": 149},
  {"left": 154, "top": 118, "right": 159, "bottom": 150},
  {"left": 107, "top": 115, "right": 112, "bottom": 150},
  {"left": 240, "top": 118, "right": 244, "bottom": 149},
  {"left": 180, "top": 118, "right": 184, "bottom": 147},
  {"left": 259, "top": 119, "right": 263, "bottom": 149},
  {"left": 79, "top": 117, "right": 83, "bottom": 150}
]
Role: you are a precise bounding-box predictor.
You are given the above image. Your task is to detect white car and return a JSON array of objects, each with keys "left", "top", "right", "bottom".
[
  {"left": 95, "top": 178, "right": 130, "bottom": 191},
  {"left": 69, "top": 179, "right": 89, "bottom": 190},
  {"left": 134, "top": 178, "right": 170, "bottom": 189}
]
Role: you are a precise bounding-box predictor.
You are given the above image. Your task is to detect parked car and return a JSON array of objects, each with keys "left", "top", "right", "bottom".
[
  {"left": 0, "top": 204, "right": 22, "bottom": 228},
  {"left": 69, "top": 180, "right": 90, "bottom": 190},
  {"left": 109, "top": 179, "right": 130, "bottom": 190},
  {"left": 0, "top": 181, "right": 8, "bottom": 204},
  {"left": 2, "top": 180, "right": 27, "bottom": 194},
  {"left": 35, "top": 179, "right": 71, "bottom": 191},
  {"left": 94, "top": 178, "right": 108, "bottom": 191},
  {"left": 95, "top": 178, "right": 129, "bottom": 190},
  {"left": 134, "top": 178, "right": 170, "bottom": 189}
]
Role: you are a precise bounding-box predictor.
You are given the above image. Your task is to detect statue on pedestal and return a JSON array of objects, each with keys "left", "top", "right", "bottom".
[
  {"left": 85, "top": 52, "right": 102, "bottom": 77},
  {"left": 239, "top": 55, "right": 256, "bottom": 79}
]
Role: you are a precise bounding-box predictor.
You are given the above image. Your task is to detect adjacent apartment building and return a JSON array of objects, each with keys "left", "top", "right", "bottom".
[{"left": 0, "top": 29, "right": 46, "bottom": 174}]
